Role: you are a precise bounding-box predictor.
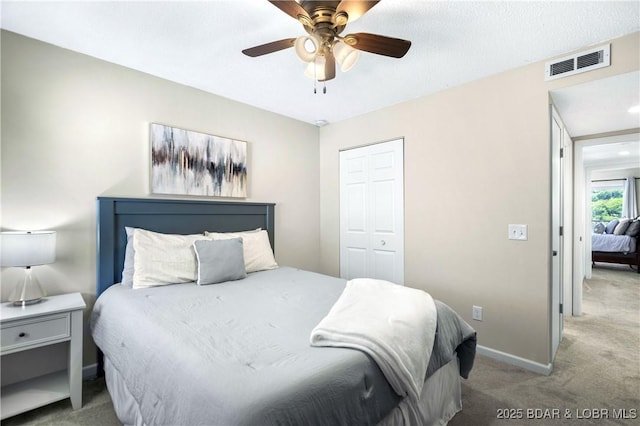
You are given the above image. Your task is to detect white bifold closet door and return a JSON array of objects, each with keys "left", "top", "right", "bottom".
[{"left": 339, "top": 138, "right": 404, "bottom": 284}]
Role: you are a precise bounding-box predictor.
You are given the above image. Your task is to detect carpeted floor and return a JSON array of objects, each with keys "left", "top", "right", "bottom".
[
  {"left": 2, "top": 265, "right": 638, "bottom": 425},
  {"left": 450, "top": 264, "right": 639, "bottom": 426},
  {"left": 0, "top": 375, "right": 119, "bottom": 426}
]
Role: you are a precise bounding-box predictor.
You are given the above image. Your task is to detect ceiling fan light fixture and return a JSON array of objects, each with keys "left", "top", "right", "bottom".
[
  {"left": 244, "top": 1, "right": 412, "bottom": 85},
  {"left": 333, "top": 41, "right": 359, "bottom": 72},
  {"left": 294, "top": 35, "right": 320, "bottom": 62},
  {"left": 304, "top": 55, "right": 326, "bottom": 81}
]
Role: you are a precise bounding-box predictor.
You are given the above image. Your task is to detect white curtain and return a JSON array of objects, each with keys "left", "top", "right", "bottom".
[{"left": 622, "top": 177, "right": 638, "bottom": 218}]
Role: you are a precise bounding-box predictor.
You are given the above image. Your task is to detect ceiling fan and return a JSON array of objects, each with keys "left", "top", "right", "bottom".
[{"left": 242, "top": 0, "right": 411, "bottom": 84}]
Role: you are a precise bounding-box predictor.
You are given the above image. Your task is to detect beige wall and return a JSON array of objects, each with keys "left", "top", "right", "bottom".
[
  {"left": 2, "top": 28, "right": 638, "bottom": 370},
  {"left": 0, "top": 31, "right": 321, "bottom": 365},
  {"left": 319, "top": 32, "right": 639, "bottom": 365}
]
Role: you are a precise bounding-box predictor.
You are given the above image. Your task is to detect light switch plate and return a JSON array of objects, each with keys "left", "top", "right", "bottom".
[
  {"left": 508, "top": 224, "right": 528, "bottom": 240},
  {"left": 472, "top": 305, "right": 483, "bottom": 321}
]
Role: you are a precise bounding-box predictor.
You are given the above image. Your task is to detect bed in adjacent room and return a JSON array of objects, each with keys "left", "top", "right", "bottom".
[
  {"left": 91, "top": 197, "right": 476, "bottom": 426},
  {"left": 591, "top": 218, "right": 640, "bottom": 273}
]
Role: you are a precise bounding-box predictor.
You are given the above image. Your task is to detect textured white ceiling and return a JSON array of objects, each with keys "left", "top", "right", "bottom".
[
  {"left": 551, "top": 72, "right": 640, "bottom": 138},
  {"left": 583, "top": 139, "right": 640, "bottom": 169},
  {"left": 1, "top": 1, "right": 639, "bottom": 126},
  {"left": 551, "top": 71, "right": 640, "bottom": 170}
]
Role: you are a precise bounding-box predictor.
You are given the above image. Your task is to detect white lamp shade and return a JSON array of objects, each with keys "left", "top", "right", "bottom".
[
  {"left": 304, "top": 55, "right": 327, "bottom": 81},
  {"left": 334, "top": 41, "right": 359, "bottom": 72},
  {"left": 295, "top": 35, "right": 320, "bottom": 63},
  {"left": 1, "top": 231, "right": 56, "bottom": 267}
]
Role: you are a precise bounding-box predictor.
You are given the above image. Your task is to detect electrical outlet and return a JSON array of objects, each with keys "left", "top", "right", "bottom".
[
  {"left": 472, "top": 305, "right": 483, "bottom": 321},
  {"left": 508, "top": 224, "right": 528, "bottom": 240}
]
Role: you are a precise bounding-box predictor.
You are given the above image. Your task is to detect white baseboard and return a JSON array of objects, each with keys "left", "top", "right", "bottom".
[
  {"left": 476, "top": 345, "right": 553, "bottom": 375},
  {"left": 83, "top": 363, "right": 98, "bottom": 380}
]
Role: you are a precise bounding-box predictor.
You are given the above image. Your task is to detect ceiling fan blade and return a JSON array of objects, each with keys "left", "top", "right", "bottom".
[
  {"left": 344, "top": 32, "right": 411, "bottom": 58},
  {"left": 268, "top": 0, "right": 311, "bottom": 24},
  {"left": 319, "top": 52, "right": 336, "bottom": 82},
  {"left": 242, "top": 38, "right": 296, "bottom": 57},
  {"left": 336, "top": 1, "right": 380, "bottom": 22}
]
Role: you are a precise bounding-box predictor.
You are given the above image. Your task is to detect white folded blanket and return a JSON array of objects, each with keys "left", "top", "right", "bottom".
[{"left": 310, "top": 278, "right": 437, "bottom": 404}]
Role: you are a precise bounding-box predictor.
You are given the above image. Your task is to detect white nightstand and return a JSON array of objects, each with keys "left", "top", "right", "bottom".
[{"left": 0, "top": 292, "right": 86, "bottom": 419}]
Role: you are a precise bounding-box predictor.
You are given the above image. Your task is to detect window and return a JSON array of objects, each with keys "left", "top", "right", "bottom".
[{"left": 591, "top": 180, "right": 624, "bottom": 227}]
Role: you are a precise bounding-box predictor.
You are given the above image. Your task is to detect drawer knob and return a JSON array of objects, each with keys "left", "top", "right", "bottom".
[{"left": 18, "top": 332, "right": 26, "bottom": 338}]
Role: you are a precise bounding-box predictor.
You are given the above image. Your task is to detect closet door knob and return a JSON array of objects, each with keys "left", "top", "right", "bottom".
[{"left": 381, "top": 240, "right": 386, "bottom": 246}]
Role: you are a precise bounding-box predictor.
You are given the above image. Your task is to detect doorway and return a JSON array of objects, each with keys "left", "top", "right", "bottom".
[
  {"left": 551, "top": 71, "right": 640, "bottom": 317},
  {"left": 575, "top": 134, "right": 640, "bottom": 285},
  {"left": 550, "top": 72, "right": 639, "bottom": 372}
]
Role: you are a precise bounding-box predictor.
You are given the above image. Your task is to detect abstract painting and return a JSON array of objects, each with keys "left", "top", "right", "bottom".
[{"left": 150, "top": 123, "right": 247, "bottom": 197}]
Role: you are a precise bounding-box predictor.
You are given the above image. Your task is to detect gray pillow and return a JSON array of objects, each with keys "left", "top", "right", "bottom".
[
  {"left": 625, "top": 220, "right": 640, "bottom": 238},
  {"left": 605, "top": 219, "right": 619, "bottom": 234},
  {"left": 613, "top": 218, "right": 631, "bottom": 235},
  {"left": 593, "top": 222, "right": 605, "bottom": 234},
  {"left": 193, "top": 238, "right": 247, "bottom": 285}
]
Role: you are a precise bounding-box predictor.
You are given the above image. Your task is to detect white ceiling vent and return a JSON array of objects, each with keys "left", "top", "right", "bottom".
[{"left": 545, "top": 44, "right": 610, "bottom": 81}]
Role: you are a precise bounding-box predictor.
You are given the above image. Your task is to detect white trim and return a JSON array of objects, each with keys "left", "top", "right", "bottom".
[
  {"left": 82, "top": 363, "right": 98, "bottom": 380},
  {"left": 476, "top": 345, "right": 553, "bottom": 376}
]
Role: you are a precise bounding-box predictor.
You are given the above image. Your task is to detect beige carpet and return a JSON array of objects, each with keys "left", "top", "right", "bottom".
[
  {"left": 3, "top": 265, "right": 638, "bottom": 425},
  {"left": 0, "top": 375, "right": 119, "bottom": 426},
  {"left": 450, "top": 264, "right": 639, "bottom": 426}
]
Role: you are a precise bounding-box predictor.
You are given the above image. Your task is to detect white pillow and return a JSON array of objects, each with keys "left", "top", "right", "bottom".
[
  {"left": 207, "top": 229, "right": 277, "bottom": 273},
  {"left": 132, "top": 228, "right": 207, "bottom": 288},
  {"left": 204, "top": 228, "right": 261, "bottom": 237},
  {"left": 121, "top": 227, "right": 135, "bottom": 287}
]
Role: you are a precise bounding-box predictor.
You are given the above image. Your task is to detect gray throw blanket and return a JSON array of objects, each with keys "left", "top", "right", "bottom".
[{"left": 428, "top": 301, "right": 477, "bottom": 379}]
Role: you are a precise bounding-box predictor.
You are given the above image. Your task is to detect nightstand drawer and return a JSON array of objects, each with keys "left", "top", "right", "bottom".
[{"left": 1, "top": 313, "right": 70, "bottom": 354}]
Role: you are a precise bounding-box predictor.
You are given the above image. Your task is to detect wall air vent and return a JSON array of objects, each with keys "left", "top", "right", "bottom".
[{"left": 545, "top": 44, "right": 610, "bottom": 81}]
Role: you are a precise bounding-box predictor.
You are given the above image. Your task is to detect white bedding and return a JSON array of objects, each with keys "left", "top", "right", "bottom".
[
  {"left": 592, "top": 233, "right": 636, "bottom": 252},
  {"left": 93, "top": 268, "right": 404, "bottom": 425},
  {"left": 380, "top": 358, "right": 462, "bottom": 426},
  {"left": 310, "top": 278, "right": 438, "bottom": 423},
  {"left": 92, "top": 268, "right": 474, "bottom": 426}
]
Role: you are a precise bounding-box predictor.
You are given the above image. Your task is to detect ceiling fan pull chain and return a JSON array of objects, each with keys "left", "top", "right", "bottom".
[
  {"left": 313, "top": 62, "right": 317, "bottom": 93},
  {"left": 323, "top": 82, "right": 327, "bottom": 94}
]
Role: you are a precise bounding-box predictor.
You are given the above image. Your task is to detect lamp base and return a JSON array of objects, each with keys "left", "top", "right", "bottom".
[
  {"left": 9, "top": 267, "right": 46, "bottom": 307},
  {"left": 12, "top": 298, "right": 43, "bottom": 306}
]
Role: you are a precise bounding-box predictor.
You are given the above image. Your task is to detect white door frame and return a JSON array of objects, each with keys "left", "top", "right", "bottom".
[
  {"left": 562, "top": 125, "right": 574, "bottom": 317},
  {"left": 550, "top": 106, "right": 564, "bottom": 359}
]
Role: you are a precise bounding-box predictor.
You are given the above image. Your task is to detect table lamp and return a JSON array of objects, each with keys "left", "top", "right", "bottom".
[{"left": 1, "top": 231, "right": 56, "bottom": 306}]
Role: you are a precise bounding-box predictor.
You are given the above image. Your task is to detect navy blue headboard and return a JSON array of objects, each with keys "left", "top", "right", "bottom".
[{"left": 96, "top": 197, "right": 275, "bottom": 296}]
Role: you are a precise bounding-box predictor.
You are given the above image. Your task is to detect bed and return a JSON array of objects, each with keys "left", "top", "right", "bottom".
[
  {"left": 591, "top": 218, "right": 640, "bottom": 273},
  {"left": 91, "top": 196, "right": 476, "bottom": 425}
]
